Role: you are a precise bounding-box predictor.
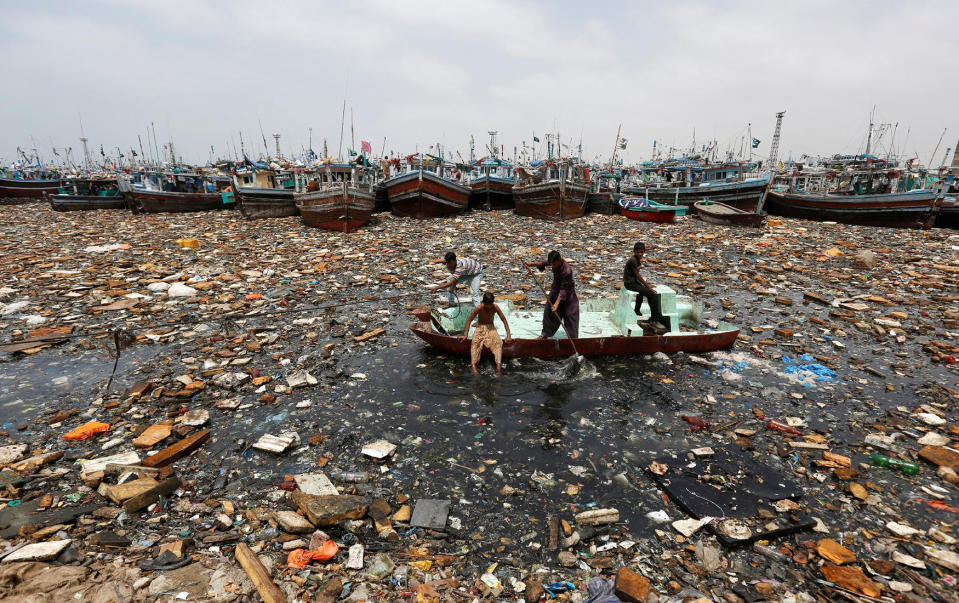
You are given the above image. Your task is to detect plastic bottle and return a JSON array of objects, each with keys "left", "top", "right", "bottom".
[
  {"left": 332, "top": 471, "right": 371, "bottom": 483},
  {"left": 753, "top": 543, "right": 790, "bottom": 563},
  {"left": 868, "top": 455, "right": 919, "bottom": 476},
  {"left": 766, "top": 419, "right": 802, "bottom": 435}
]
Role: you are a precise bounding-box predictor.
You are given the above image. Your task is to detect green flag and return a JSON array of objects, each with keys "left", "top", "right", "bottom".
[{"left": 752, "top": 138, "right": 761, "bottom": 148}]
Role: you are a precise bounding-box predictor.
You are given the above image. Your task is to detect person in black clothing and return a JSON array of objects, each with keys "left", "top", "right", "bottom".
[{"left": 623, "top": 242, "right": 666, "bottom": 333}]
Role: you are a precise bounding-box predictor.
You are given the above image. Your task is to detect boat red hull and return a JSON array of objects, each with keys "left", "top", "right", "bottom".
[
  {"left": 409, "top": 321, "right": 738, "bottom": 360},
  {"left": 514, "top": 181, "right": 588, "bottom": 220},
  {"left": 386, "top": 172, "right": 470, "bottom": 218},
  {"left": 765, "top": 189, "right": 939, "bottom": 229},
  {"left": 297, "top": 188, "right": 375, "bottom": 233},
  {"left": 619, "top": 206, "right": 677, "bottom": 223},
  {"left": 0, "top": 178, "right": 60, "bottom": 201},
  {"left": 586, "top": 191, "right": 618, "bottom": 215}
]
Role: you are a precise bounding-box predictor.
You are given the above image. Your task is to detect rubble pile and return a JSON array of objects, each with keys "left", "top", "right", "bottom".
[{"left": 0, "top": 206, "right": 955, "bottom": 601}]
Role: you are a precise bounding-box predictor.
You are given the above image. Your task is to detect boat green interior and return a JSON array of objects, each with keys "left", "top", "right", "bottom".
[{"left": 436, "top": 286, "right": 732, "bottom": 339}]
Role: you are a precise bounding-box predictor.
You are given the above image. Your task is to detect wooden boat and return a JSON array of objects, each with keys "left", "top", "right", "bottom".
[
  {"left": 619, "top": 196, "right": 687, "bottom": 223},
  {"left": 48, "top": 178, "right": 126, "bottom": 211},
  {"left": 935, "top": 196, "right": 958, "bottom": 229},
  {"left": 625, "top": 169, "right": 770, "bottom": 211},
  {"left": 124, "top": 171, "right": 235, "bottom": 213},
  {"left": 586, "top": 168, "right": 624, "bottom": 215},
  {"left": 410, "top": 286, "right": 739, "bottom": 360},
  {"left": 469, "top": 156, "right": 514, "bottom": 210},
  {"left": 764, "top": 188, "right": 940, "bottom": 229},
  {"left": 513, "top": 160, "right": 588, "bottom": 220},
  {"left": 234, "top": 167, "right": 297, "bottom": 218},
  {"left": 693, "top": 200, "right": 765, "bottom": 227},
  {"left": 0, "top": 177, "right": 60, "bottom": 201},
  {"left": 295, "top": 164, "right": 375, "bottom": 233},
  {"left": 384, "top": 155, "right": 470, "bottom": 218},
  {"left": 235, "top": 187, "right": 297, "bottom": 218},
  {"left": 372, "top": 183, "right": 390, "bottom": 213}
]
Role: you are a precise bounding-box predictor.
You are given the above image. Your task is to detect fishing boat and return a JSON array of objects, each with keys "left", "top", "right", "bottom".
[
  {"left": 234, "top": 166, "right": 297, "bottom": 219},
  {"left": 295, "top": 162, "right": 375, "bottom": 232},
  {"left": 410, "top": 286, "right": 738, "bottom": 360},
  {"left": 693, "top": 199, "right": 765, "bottom": 227},
  {"left": 123, "top": 170, "right": 235, "bottom": 213},
  {"left": 47, "top": 177, "right": 126, "bottom": 211},
  {"left": 625, "top": 164, "right": 770, "bottom": 211},
  {"left": 619, "top": 196, "right": 686, "bottom": 223},
  {"left": 469, "top": 157, "right": 514, "bottom": 210},
  {"left": 0, "top": 175, "right": 61, "bottom": 201},
  {"left": 766, "top": 164, "right": 941, "bottom": 229},
  {"left": 765, "top": 188, "right": 941, "bottom": 229},
  {"left": 513, "top": 159, "right": 589, "bottom": 220},
  {"left": 384, "top": 153, "right": 471, "bottom": 218}
]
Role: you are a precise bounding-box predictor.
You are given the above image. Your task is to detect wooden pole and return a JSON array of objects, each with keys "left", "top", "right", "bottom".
[{"left": 235, "top": 542, "right": 287, "bottom": 603}]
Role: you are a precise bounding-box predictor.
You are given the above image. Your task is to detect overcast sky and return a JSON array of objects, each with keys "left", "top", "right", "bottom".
[{"left": 2, "top": 0, "right": 957, "bottom": 167}]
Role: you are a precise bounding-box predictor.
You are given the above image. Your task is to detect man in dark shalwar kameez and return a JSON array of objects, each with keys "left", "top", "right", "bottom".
[{"left": 524, "top": 250, "right": 579, "bottom": 339}]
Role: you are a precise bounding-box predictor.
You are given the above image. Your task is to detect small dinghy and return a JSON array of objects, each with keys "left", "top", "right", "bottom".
[
  {"left": 619, "top": 196, "right": 686, "bottom": 223},
  {"left": 693, "top": 199, "right": 766, "bottom": 227}
]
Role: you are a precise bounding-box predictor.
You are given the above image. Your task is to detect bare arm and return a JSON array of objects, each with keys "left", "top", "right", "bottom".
[{"left": 460, "top": 306, "right": 480, "bottom": 339}]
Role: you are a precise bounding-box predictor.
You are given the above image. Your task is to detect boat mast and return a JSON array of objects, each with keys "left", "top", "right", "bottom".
[
  {"left": 258, "top": 118, "right": 269, "bottom": 160},
  {"left": 608, "top": 124, "right": 621, "bottom": 171},
  {"left": 927, "top": 128, "right": 947, "bottom": 170},
  {"left": 338, "top": 98, "right": 346, "bottom": 161},
  {"left": 865, "top": 105, "right": 875, "bottom": 156},
  {"left": 151, "top": 122, "right": 161, "bottom": 166}
]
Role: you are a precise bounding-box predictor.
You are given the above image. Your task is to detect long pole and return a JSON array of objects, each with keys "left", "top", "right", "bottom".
[
  {"left": 608, "top": 124, "right": 621, "bottom": 171},
  {"left": 338, "top": 98, "right": 346, "bottom": 160},
  {"left": 350, "top": 107, "right": 355, "bottom": 157},
  {"left": 151, "top": 122, "right": 161, "bottom": 166},
  {"left": 927, "top": 128, "right": 947, "bottom": 169}
]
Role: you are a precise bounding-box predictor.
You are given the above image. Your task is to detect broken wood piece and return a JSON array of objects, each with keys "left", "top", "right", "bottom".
[
  {"left": 235, "top": 541, "right": 287, "bottom": 603},
  {"left": 122, "top": 476, "right": 180, "bottom": 513},
  {"left": 141, "top": 429, "right": 210, "bottom": 468},
  {"left": 104, "top": 477, "right": 160, "bottom": 504}
]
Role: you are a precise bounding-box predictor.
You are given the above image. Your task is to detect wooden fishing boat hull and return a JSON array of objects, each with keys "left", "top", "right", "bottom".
[
  {"left": 235, "top": 187, "right": 298, "bottom": 219},
  {"left": 409, "top": 320, "right": 738, "bottom": 359},
  {"left": 620, "top": 206, "right": 680, "bottom": 223},
  {"left": 0, "top": 178, "right": 60, "bottom": 201},
  {"left": 128, "top": 189, "right": 235, "bottom": 213},
  {"left": 693, "top": 201, "right": 765, "bottom": 227},
  {"left": 469, "top": 176, "right": 514, "bottom": 210},
  {"left": 934, "top": 197, "right": 958, "bottom": 229},
  {"left": 373, "top": 183, "right": 390, "bottom": 213},
  {"left": 586, "top": 191, "right": 618, "bottom": 215},
  {"left": 48, "top": 194, "right": 127, "bottom": 211},
  {"left": 514, "top": 181, "right": 588, "bottom": 220},
  {"left": 765, "top": 189, "right": 939, "bottom": 229},
  {"left": 385, "top": 171, "right": 470, "bottom": 218},
  {"left": 624, "top": 175, "right": 769, "bottom": 211},
  {"left": 296, "top": 187, "right": 375, "bottom": 233}
]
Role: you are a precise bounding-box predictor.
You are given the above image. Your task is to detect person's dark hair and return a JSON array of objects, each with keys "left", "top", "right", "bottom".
[
  {"left": 634, "top": 242, "right": 646, "bottom": 251},
  {"left": 547, "top": 250, "right": 561, "bottom": 264},
  {"left": 444, "top": 252, "right": 456, "bottom": 263},
  {"left": 482, "top": 292, "right": 494, "bottom": 304}
]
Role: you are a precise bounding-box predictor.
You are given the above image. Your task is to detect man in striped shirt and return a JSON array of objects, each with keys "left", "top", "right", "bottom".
[{"left": 429, "top": 252, "right": 484, "bottom": 306}]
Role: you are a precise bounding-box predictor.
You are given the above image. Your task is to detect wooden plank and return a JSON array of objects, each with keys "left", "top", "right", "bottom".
[
  {"left": 141, "top": 429, "right": 210, "bottom": 468},
  {"left": 235, "top": 541, "right": 287, "bottom": 603},
  {"left": 133, "top": 424, "right": 173, "bottom": 448},
  {"left": 104, "top": 477, "right": 159, "bottom": 504},
  {"left": 122, "top": 476, "right": 180, "bottom": 513}
]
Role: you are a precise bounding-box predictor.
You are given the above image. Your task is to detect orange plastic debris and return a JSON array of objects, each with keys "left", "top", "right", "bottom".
[
  {"left": 61, "top": 421, "right": 110, "bottom": 441},
  {"left": 287, "top": 540, "right": 340, "bottom": 569},
  {"left": 918, "top": 499, "right": 959, "bottom": 513},
  {"left": 245, "top": 293, "right": 263, "bottom": 301}
]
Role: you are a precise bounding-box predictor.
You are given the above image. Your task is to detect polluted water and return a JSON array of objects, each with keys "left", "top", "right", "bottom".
[{"left": 0, "top": 206, "right": 955, "bottom": 601}]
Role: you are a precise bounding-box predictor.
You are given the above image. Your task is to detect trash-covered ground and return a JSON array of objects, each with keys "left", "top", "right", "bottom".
[{"left": 0, "top": 204, "right": 956, "bottom": 602}]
